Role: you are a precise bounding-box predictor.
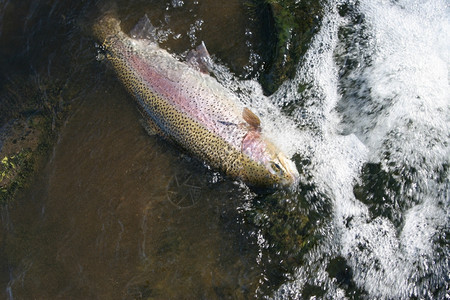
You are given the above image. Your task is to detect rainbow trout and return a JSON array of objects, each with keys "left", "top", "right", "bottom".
[{"left": 93, "top": 15, "right": 299, "bottom": 188}]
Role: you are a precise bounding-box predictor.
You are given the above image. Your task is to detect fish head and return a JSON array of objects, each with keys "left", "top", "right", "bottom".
[
  {"left": 271, "top": 151, "right": 300, "bottom": 186},
  {"left": 241, "top": 131, "right": 299, "bottom": 188}
]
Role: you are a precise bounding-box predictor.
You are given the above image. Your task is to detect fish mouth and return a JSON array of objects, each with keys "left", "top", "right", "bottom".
[{"left": 277, "top": 153, "right": 300, "bottom": 186}]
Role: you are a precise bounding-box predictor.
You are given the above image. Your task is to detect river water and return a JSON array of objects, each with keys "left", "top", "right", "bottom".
[{"left": 0, "top": 0, "right": 448, "bottom": 299}]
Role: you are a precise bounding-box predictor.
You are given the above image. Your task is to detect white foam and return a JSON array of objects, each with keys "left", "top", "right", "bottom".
[
  {"left": 357, "top": 0, "right": 449, "bottom": 162},
  {"left": 207, "top": 2, "right": 448, "bottom": 296},
  {"left": 271, "top": 0, "right": 449, "bottom": 298}
]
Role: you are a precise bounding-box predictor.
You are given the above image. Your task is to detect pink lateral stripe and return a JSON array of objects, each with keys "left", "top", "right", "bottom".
[
  {"left": 125, "top": 50, "right": 245, "bottom": 151},
  {"left": 128, "top": 53, "right": 216, "bottom": 129}
]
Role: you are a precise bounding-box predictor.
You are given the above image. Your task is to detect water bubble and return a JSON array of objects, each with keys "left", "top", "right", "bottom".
[{"left": 171, "top": 0, "right": 184, "bottom": 8}]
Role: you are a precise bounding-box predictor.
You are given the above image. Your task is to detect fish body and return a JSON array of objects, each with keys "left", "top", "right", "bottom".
[{"left": 94, "top": 15, "right": 299, "bottom": 188}]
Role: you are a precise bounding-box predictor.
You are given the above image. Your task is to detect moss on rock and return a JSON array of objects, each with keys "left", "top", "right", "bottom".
[
  {"left": 256, "top": 0, "right": 323, "bottom": 94},
  {"left": 0, "top": 77, "right": 69, "bottom": 204}
]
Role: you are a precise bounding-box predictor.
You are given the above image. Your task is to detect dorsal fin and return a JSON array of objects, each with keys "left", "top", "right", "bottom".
[
  {"left": 186, "top": 41, "right": 212, "bottom": 74},
  {"left": 243, "top": 107, "right": 261, "bottom": 129},
  {"left": 130, "top": 14, "right": 157, "bottom": 42}
]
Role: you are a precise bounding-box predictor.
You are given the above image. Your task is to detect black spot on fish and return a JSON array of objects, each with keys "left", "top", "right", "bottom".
[{"left": 218, "top": 120, "right": 237, "bottom": 126}]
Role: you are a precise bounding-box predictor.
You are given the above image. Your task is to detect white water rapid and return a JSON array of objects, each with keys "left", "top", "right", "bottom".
[{"left": 264, "top": 0, "right": 448, "bottom": 298}]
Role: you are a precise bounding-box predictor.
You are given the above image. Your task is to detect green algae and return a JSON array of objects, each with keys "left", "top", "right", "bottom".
[
  {"left": 243, "top": 185, "right": 329, "bottom": 294},
  {"left": 0, "top": 78, "right": 71, "bottom": 204}
]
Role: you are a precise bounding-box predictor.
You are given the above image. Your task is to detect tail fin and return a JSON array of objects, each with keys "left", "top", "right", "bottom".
[{"left": 92, "top": 11, "right": 121, "bottom": 42}]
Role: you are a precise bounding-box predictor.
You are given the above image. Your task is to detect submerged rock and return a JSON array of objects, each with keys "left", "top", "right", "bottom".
[
  {"left": 255, "top": 0, "right": 323, "bottom": 94},
  {"left": 0, "top": 78, "right": 69, "bottom": 203}
]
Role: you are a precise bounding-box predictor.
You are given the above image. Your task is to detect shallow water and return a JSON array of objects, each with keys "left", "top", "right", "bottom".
[
  {"left": 0, "top": 1, "right": 277, "bottom": 298},
  {"left": 3, "top": 86, "right": 263, "bottom": 299},
  {"left": 1, "top": 0, "right": 449, "bottom": 299}
]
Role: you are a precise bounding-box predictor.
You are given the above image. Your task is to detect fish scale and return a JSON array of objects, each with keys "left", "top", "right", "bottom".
[{"left": 93, "top": 14, "right": 299, "bottom": 188}]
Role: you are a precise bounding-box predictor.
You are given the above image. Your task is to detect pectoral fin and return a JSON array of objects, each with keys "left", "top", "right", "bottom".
[{"left": 243, "top": 107, "right": 261, "bottom": 130}]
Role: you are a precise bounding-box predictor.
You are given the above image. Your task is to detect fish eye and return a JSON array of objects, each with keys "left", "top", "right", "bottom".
[{"left": 270, "top": 162, "right": 285, "bottom": 176}]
